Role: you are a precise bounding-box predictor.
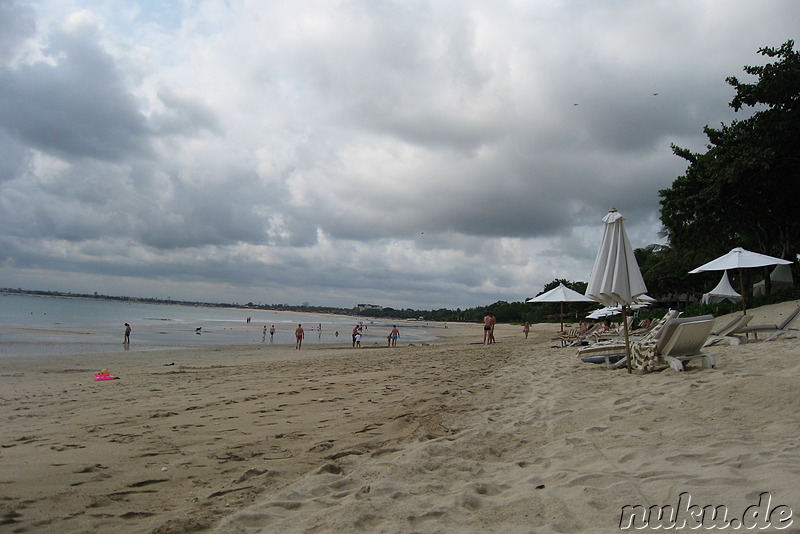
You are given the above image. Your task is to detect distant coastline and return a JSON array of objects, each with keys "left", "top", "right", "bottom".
[
  {"left": 1, "top": 288, "right": 482, "bottom": 323},
  {"left": 2, "top": 288, "right": 540, "bottom": 324},
  {"left": 1, "top": 288, "right": 361, "bottom": 318}
]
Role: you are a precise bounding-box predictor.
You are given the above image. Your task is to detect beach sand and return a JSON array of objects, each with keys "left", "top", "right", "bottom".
[{"left": 1, "top": 303, "right": 798, "bottom": 533}]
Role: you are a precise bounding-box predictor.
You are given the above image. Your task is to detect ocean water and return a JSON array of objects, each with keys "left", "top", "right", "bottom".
[{"left": 0, "top": 293, "right": 435, "bottom": 357}]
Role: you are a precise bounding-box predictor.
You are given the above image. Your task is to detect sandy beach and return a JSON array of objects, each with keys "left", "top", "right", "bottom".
[{"left": 1, "top": 303, "right": 799, "bottom": 533}]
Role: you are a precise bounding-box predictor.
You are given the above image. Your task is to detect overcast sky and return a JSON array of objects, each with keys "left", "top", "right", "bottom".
[{"left": 0, "top": 0, "right": 796, "bottom": 309}]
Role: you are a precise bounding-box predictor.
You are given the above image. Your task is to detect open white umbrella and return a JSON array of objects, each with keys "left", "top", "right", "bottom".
[
  {"left": 689, "top": 247, "right": 793, "bottom": 313},
  {"left": 585, "top": 208, "right": 647, "bottom": 373},
  {"left": 586, "top": 302, "right": 648, "bottom": 320},
  {"left": 527, "top": 282, "right": 593, "bottom": 331},
  {"left": 586, "top": 307, "right": 620, "bottom": 320}
]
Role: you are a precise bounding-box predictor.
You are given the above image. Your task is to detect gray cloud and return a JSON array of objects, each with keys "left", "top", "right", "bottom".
[
  {"left": 0, "top": 0, "right": 35, "bottom": 63},
  {"left": 0, "top": 0, "right": 797, "bottom": 309},
  {"left": 0, "top": 26, "right": 150, "bottom": 160}
]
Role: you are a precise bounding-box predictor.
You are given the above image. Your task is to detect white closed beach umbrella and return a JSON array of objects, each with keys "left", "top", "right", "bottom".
[
  {"left": 585, "top": 208, "right": 647, "bottom": 373},
  {"left": 689, "top": 247, "right": 793, "bottom": 313},
  {"left": 585, "top": 209, "right": 647, "bottom": 307},
  {"left": 527, "top": 282, "right": 593, "bottom": 330}
]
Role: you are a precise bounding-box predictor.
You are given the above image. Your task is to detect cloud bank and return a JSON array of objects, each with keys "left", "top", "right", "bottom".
[{"left": 1, "top": 0, "right": 797, "bottom": 308}]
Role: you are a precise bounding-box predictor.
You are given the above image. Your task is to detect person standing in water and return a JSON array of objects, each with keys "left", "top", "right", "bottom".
[
  {"left": 295, "top": 324, "right": 304, "bottom": 349},
  {"left": 124, "top": 323, "right": 131, "bottom": 344}
]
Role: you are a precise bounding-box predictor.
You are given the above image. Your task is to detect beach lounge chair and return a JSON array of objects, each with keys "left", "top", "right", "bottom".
[
  {"left": 656, "top": 318, "right": 716, "bottom": 372},
  {"left": 579, "top": 313, "right": 714, "bottom": 372},
  {"left": 588, "top": 316, "right": 634, "bottom": 342},
  {"left": 555, "top": 328, "right": 580, "bottom": 347},
  {"left": 739, "top": 304, "right": 800, "bottom": 341},
  {"left": 702, "top": 314, "right": 753, "bottom": 346},
  {"left": 577, "top": 310, "right": 681, "bottom": 369},
  {"left": 630, "top": 315, "right": 716, "bottom": 372},
  {"left": 563, "top": 324, "right": 603, "bottom": 347}
]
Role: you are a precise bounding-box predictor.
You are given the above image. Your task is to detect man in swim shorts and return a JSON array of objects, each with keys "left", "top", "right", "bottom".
[
  {"left": 295, "top": 324, "right": 304, "bottom": 349},
  {"left": 483, "top": 313, "right": 493, "bottom": 344},
  {"left": 390, "top": 325, "right": 400, "bottom": 347}
]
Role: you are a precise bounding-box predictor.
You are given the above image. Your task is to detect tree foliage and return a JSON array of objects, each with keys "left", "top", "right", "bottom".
[{"left": 659, "top": 40, "right": 800, "bottom": 290}]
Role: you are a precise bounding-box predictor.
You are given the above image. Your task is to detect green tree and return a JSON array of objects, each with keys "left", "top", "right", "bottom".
[
  {"left": 659, "top": 40, "right": 800, "bottom": 294},
  {"left": 635, "top": 244, "right": 708, "bottom": 306}
]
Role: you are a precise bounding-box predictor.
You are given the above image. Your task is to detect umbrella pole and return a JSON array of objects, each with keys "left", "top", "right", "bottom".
[
  {"left": 560, "top": 302, "right": 564, "bottom": 332},
  {"left": 623, "top": 306, "right": 632, "bottom": 374},
  {"left": 739, "top": 267, "right": 747, "bottom": 314}
]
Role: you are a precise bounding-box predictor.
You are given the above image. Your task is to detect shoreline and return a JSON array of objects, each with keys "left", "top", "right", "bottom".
[
  {"left": 0, "top": 317, "right": 453, "bottom": 359},
  {"left": 1, "top": 306, "right": 798, "bottom": 533}
]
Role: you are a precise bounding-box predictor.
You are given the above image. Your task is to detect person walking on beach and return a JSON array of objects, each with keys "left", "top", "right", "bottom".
[
  {"left": 354, "top": 331, "right": 362, "bottom": 348},
  {"left": 124, "top": 323, "right": 131, "bottom": 344},
  {"left": 295, "top": 324, "right": 304, "bottom": 349},
  {"left": 483, "top": 313, "right": 493, "bottom": 344},
  {"left": 523, "top": 322, "right": 530, "bottom": 339},
  {"left": 482, "top": 313, "right": 497, "bottom": 344},
  {"left": 269, "top": 325, "right": 275, "bottom": 342},
  {"left": 352, "top": 325, "right": 361, "bottom": 348},
  {"left": 390, "top": 325, "right": 400, "bottom": 347}
]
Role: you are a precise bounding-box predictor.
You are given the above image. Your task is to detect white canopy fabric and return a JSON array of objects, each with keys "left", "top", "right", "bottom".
[
  {"left": 753, "top": 264, "right": 795, "bottom": 297},
  {"left": 690, "top": 247, "right": 793, "bottom": 313},
  {"left": 585, "top": 209, "right": 647, "bottom": 307},
  {"left": 528, "top": 282, "right": 593, "bottom": 330},
  {"left": 587, "top": 302, "right": 649, "bottom": 319},
  {"left": 586, "top": 307, "right": 619, "bottom": 319},
  {"left": 585, "top": 209, "right": 647, "bottom": 373},
  {"left": 527, "top": 283, "right": 593, "bottom": 304},
  {"left": 689, "top": 247, "right": 792, "bottom": 273},
  {"left": 701, "top": 270, "right": 742, "bottom": 304},
  {"left": 769, "top": 263, "right": 795, "bottom": 283}
]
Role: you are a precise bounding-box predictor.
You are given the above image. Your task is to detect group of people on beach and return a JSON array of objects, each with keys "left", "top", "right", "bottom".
[
  {"left": 290, "top": 322, "right": 401, "bottom": 349},
  {"left": 123, "top": 319, "right": 405, "bottom": 349},
  {"left": 262, "top": 325, "right": 276, "bottom": 343},
  {"left": 350, "top": 323, "right": 400, "bottom": 348}
]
